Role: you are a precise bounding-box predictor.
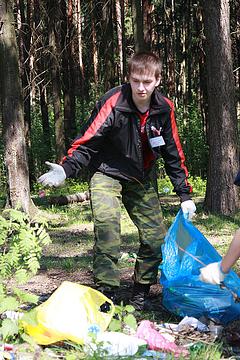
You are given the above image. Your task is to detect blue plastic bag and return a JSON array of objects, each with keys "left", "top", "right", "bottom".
[{"left": 160, "top": 210, "right": 240, "bottom": 325}]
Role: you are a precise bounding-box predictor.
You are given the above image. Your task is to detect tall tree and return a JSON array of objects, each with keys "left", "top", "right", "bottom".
[
  {"left": 61, "top": 0, "right": 76, "bottom": 149},
  {"left": 0, "top": 0, "right": 36, "bottom": 214},
  {"left": 202, "top": 0, "right": 239, "bottom": 214},
  {"left": 90, "top": 0, "right": 98, "bottom": 84},
  {"left": 33, "top": 0, "right": 52, "bottom": 161},
  {"left": 143, "top": 0, "right": 153, "bottom": 51},
  {"left": 47, "top": 0, "right": 66, "bottom": 161},
  {"left": 75, "top": 0, "right": 85, "bottom": 96},
  {"left": 115, "top": 0, "right": 124, "bottom": 82},
  {"left": 132, "top": 0, "right": 144, "bottom": 52},
  {"left": 102, "top": 0, "right": 115, "bottom": 91}
]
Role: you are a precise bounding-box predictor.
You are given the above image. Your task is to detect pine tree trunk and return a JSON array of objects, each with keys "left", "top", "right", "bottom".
[
  {"left": 17, "top": 0, "right": 35, "bottom": 185},
  {"left": 0, "top": 0, "right": 36, "bottom": 215},
  {"left": 75, "top": 0, "right": 85, "bottom": 95},
  {"left": 143, "top": 0, "right": 153, "bottom": 51},
  {"left": 62, "top": 0, "right": 76, "bottom": 149},
  {"left": 132, "top": 0, "right": 144, "bottom": 52},
  {"left": 48, "top": 0, "right": 66, "bottom": 161},
  {"left": 115, "top": 0, "right": 124, "bottom": 82},
  {"left": 33, "top": 0, "right": 52, "bottom": 160},
  {"left": 102, "top": 0, "right": 115, "bottom": 91},
  {"left": 90, "top": 0, "right": 98, "bottom": 84},
  {"left": 202, "top": 0, "right": 239, "bottom": 214}
]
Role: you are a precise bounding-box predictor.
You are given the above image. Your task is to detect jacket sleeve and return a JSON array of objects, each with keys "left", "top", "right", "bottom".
[
  {"left": 61, "top": 89, "right": 121, "bottom": 178},
  {"left": 161, "top": 100, "right": 192, "bottom": 202}
]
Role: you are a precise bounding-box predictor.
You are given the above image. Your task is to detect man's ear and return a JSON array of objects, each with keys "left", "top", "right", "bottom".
[{"left": 155, "top": 76, "right": 161, "bottom": 87}]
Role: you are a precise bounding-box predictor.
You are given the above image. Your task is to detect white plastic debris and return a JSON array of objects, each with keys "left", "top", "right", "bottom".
[{"left": 176, "top": 316, "right": 209, "bottom": 332}]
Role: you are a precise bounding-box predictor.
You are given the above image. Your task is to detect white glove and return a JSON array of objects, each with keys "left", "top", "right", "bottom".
[
  {"left": 199, "top": 262, "right": 226, "bottom": 285},
  {"left": 38, "top": 161, "right": 66, "bottom": 187},
  {"left": 181, "top": 200, "right": 196, "bottom": 220}
]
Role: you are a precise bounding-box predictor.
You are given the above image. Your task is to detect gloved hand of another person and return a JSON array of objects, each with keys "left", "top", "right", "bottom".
[
  {"left": 38, "top": 161, "right": 66, "bottom": 187},
  {"left": 199, "top": 261, "right": 227, "bottom": 285},
  {"left": 181, "top": 200, "right": 196, "bottom": 220}
]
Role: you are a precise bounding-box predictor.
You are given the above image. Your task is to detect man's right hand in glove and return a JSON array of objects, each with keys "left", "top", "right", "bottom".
[
  {"left": 199, "top": 261, "right": 227, "bottom": 285},
  {"left": 38, "top": 161, "right": 66, "bottom": 187}
]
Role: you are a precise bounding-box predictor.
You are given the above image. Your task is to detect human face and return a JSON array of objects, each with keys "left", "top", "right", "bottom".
[{"left": 129, "top": 72, "right": 160, "bottom": 110}]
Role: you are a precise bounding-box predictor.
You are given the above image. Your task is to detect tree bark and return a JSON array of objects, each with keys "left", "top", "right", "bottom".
[
  {"left": 61, "top": 0, "right": 76, "bottom": 149},
  {"left": 47, "top": 0, "right": 66, "bottom": 161},
  {"left": 75, "top": 0, "right": 85, "bottom": 96},
  {"left": 0, "top": 0, "right": 37, "bottom": 215},
  {"left": 143, "top": 0, "right": 153, "bottom": 51},
  {"left": 102, "top": 0, "right": 115, "bottom": 91},
  {"left": 90, "top": 0, "right": 98, "bottom": 84},
  {"left": 132, "top": 0, "right": 144, "bottom": 52},
  {"left": 43, "top": 191, "right": 90, "bottom": 206},
  {"left": 202, "top": 0, "right": 239, "bottom": 214},
  {"left": 33, "top": 0, "right": 52, "bottom": 160},
  {"left": 115, "top": 0, "right": 124, "bottom": 82}
]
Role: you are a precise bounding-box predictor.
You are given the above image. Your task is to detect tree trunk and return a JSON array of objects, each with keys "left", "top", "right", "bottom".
[
  {"left": 17, "top": 0, "right": 35, "bottom": 185},
  {"left": 120, "top": 0, "right": 127, "bottom": 80},
  {"left": 102, "top": 0, "right": 115, "bottom": 91},
  {"left": 143, "top": 0, "right": 153, "bottom": 51},
  {"left": 0, "top": 0, "right": 36, "bottom": 215},
  {"left": 202, "top": 0, "right": 239, "bottom": 214},
  {"left": 75, "top": 0, "right": 85, "bottom": 96},
  {"left": 47, "top": 0, "right": 66, "bottom": 161},
  {"left": 41, "top": 191, "right": 90, "bottom": 206},
  {"left": 90, "top": 0, "right": 98, "bottom": 84},
  {"left": 61, "top": 0, "right": 76, "bottom": 149},
  {"left": 33, "top": 0, "right": 52, "bottom": 161},
  {"left": 115, "top": 0, "right": 124, "bottom": 82},
  {"left": 132, "top": 0, "right": 144, "bottom": 52}
]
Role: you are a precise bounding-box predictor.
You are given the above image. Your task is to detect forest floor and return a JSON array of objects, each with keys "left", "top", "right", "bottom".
[{"left": 7, "top": 194, "right": 240, "bottom": 358}]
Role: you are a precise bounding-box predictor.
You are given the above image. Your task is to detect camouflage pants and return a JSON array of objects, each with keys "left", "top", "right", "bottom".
[{"left": 90, "top": 171, "right": 167, "bottom": 288}]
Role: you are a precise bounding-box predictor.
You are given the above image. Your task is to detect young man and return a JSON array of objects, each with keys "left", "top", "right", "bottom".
[
  {"left": 200, "top": 170, "right": 240, "bottom": 284},
  {"left": 38, "top": 52, "right": 196, "bottom": 310}
]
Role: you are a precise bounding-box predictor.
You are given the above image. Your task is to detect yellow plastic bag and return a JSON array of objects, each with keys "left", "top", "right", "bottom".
[{"left": 22, "top": 281, "right": 115, "bottom": 345}]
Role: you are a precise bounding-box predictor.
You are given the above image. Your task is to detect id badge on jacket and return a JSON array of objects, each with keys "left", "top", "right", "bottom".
[
  {"left": 149, "top": 136, "right": 165, "bottom": 147},
  {"left": 150, "top": 126, "right": 165, "bottom": 148}
]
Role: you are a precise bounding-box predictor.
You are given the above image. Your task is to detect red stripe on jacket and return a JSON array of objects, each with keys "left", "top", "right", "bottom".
[
  {"left": 163, "top": 97, "right": 192, "bottom": 191},
  {"left": 62, "top": 91, "right": 121, "bottom": 161}
]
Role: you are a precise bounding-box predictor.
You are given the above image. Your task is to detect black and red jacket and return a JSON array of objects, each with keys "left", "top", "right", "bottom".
[{"left": 61, "top": 83, "right": 192, "bottom": 201}]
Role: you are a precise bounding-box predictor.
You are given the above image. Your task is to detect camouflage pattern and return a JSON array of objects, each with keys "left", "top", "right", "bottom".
[{"left": 90, "top": 171, "right": 167, "bottom": 288}]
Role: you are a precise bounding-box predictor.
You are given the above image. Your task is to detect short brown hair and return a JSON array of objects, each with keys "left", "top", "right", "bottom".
[{"left": 128, "top": 52, "right": 162, "bottom": 79}]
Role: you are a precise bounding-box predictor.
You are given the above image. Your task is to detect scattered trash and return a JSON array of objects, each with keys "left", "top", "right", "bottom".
[
  {"left": 2, "top": 311, "right": 24, "bottom": 321},
  {"left": 38, "top": 190, "right": 46, "bottom": 198},
  {"left": 208, "top": 323, "right": 223, "bottom": 338},
  {"left": 176, "top": 316, "right": 209, "bottom": 332},
  {"left": 0, "top": 343, "right": 15, "bottom": 360},
  {"left": 161, "top": 210, "right": 240, "bottom": 325},
  {"left": 141, "top": 349, "right": 168, "bottom": 359},
  {"left": 22, "top": 281, "right": 115, "bottom": 345},
  {"left": 135, "top": 320, "right": 189, "bottom": 357},
  {"left": 85, "top": 331, "right": 147, "bottom": 357}
]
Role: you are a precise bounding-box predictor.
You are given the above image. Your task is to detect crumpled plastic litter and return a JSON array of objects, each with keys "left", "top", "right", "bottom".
[
  {"left": 2, "top": 311, "right": 24, "bottom": 321},
  {"left": 176, "top": 316, "right": 209, "bottom": 332},
  {"left": 141, "top": 349, "right": 168, "bottom": 359},
  {"left": 85, "top": 331, "right": 147, "bottom": 356},
  {"left": 22, "top": 281, "right": 115, "bottom": 345},
  {"left": 135, "top": 320, "right": 189, "bottom": 357}
]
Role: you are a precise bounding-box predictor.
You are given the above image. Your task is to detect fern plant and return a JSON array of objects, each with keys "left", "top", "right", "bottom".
[{"left": 0, "top": 208, "right": 51, "bottom": 342}]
